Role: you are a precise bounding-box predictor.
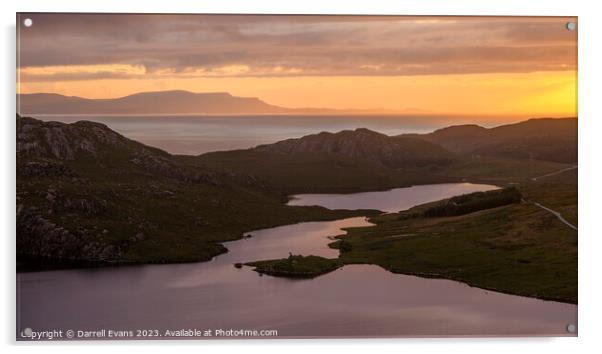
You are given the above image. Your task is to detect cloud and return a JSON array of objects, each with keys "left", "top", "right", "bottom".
[{"left": 17, "top": 14, "right": 577, "bottom": 81}]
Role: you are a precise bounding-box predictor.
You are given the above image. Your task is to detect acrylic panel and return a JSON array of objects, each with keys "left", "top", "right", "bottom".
[{"left": 16, "top": 13, "right": 578, "bottom": 340}]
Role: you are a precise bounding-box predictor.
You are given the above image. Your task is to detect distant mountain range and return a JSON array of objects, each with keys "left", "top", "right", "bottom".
[{"left": 17, "top": 90, "right": 396, "bottom": 115}]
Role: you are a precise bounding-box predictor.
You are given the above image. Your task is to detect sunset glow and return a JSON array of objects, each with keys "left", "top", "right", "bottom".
[{"left": 17, "top": 14, "right": 577, "bottom": 119}]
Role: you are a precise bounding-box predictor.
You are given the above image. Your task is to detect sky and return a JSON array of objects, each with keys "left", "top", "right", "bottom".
[{"left": 17, "top": 14, "right": 577, "bottom": 118}]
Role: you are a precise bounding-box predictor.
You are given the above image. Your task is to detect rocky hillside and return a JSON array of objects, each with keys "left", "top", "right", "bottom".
[
  {"left": 17, "top": 115, "right": 368, "bottom": 269},
  {"left": 405, "top": 118, "right": 577, "bottom": 163},
  {"left": 17, "top": 115, "right": 209, "bottom": 182},
  {"left": 255, "top": 128, "right": 454, "bottom": 168}
]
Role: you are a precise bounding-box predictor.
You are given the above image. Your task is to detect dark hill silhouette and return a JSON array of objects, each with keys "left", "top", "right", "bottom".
[
  {"left": 255, "top": 127, "right": 454, "bottom": 168},
  {"left": 404, "top": 118, "right": 577, "bottom": 163}
]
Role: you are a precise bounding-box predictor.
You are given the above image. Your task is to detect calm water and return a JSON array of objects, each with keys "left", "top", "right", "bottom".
[
  {"left": 36, "top": 114, "right": 466, "bottom": 155},
  {"left": 16, "top": 183, "right": 577, "bottom": 339},
  {"left": 288, "top": 183, "right": 500, "bottom": 213}
]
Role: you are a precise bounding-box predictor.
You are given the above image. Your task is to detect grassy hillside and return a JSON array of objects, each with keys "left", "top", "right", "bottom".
[
  {"left": 440, "top": 157, "right": 572, "bottom": 184},
  {"left": 521, "top": 170, "right": 578, "bottom": 226},
  {"left": 189, "top": 149, "right": 455, "bottom": 194},
  {"left": 192, "top": 133, "right": 572, "bottom": 195},
  {"left": 331, "top": 198, "right": 577, "bottom": 303}
]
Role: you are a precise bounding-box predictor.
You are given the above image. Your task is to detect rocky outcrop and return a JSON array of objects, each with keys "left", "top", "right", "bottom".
[
  {"left": 16, "top": 204, "right": 121, "bottom": 262},
  {"left": 17, "top": 116, "right": 128, "bottom": 160},
  {"left": 129, "top": 151, "right": 214, "bottom": 183},
  {"left": 19, "top": 160, "right": 76, "bottom": 178},
  {"left": 39, "top": 188, "right": 108, "bottom": 215},
  {"left": 17, "top": 115, "right": 216, "bottom": 183}
]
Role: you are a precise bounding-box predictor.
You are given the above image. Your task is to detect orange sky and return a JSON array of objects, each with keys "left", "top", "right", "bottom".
[{"left": 17, "top": 14, "right": 578, "bottom": 118}]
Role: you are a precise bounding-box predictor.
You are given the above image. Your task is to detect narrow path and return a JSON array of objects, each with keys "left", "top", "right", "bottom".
[
  {"left": 532, "top": 202, "right": 577, "bottom": 231},
  {"left": 527, "top": 165, "right": 578, "bottom": 231},
  {"left": 531, "top": 165, "right": 577, "bottom": 181}
]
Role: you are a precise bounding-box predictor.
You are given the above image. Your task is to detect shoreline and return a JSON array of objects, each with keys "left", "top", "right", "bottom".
[
  {"left": 18, "top": 188, "right": 578, "bottom": 308},
  {"left": 17, "top": 178, "right": 576, "bottom": 306},
  {"left": 16, "top": 179, "right": 505, "bottom": 273}
]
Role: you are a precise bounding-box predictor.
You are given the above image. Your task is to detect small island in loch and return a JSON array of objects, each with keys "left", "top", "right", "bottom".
[{"left": 246, "top": 255, "right": 342, "bottom": 278}]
